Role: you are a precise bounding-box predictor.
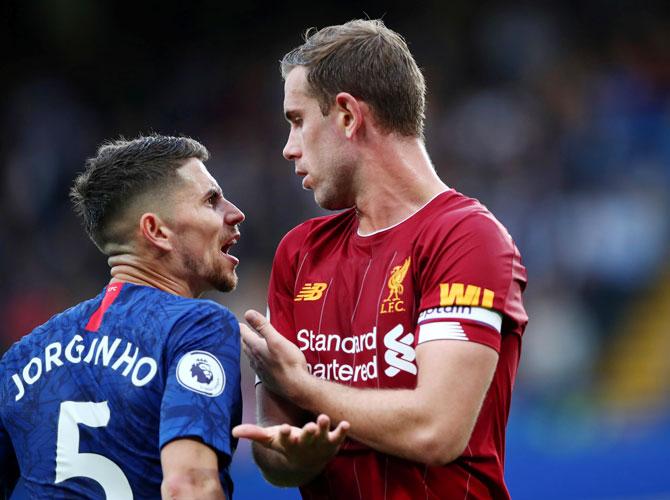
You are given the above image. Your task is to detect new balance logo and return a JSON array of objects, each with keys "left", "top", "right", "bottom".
[
  {"left": 295, "top": 283, "right": 328, "bottom": 302},
  {"left": 383, "top": 324, "right": 417, "bottom": 377},
  {"left": 439, "top": 283, "right": 494, "bottom": 308}
]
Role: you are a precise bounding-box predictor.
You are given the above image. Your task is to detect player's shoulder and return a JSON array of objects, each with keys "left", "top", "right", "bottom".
[
  {"left": 166, "top": 298, "right": 239, "bottom": 356},
  {"left": 422, "top": 189, "right": 514, "bottom": 245},
  {"left": 171, "top": 296, "right": 237, "bottom": 326},
  {"left": 0, "top": 296, "right": 98, "bottom": 367},
  {"left": 278, "top": 209, "right": 357, "bottom": 250},
  {"left": 427, "top": 188, "right": 496, "bottom": 223},
  {"left": 119, "top": 284, "right": 234, "bottom": 322}
]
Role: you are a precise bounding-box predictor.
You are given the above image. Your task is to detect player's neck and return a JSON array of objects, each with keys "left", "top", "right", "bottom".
[
  {"left": 355, "top": 139, "right": 447, "bottom": 235},
  {"left": 108, "top": 254, "right": 196, "bottom": 298}
]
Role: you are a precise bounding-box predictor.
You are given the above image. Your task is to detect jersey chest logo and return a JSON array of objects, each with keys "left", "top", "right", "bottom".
[
  {"left": 381, "top": 257, "right": 411, "bottom": 314},
  {"left": 295, "top": 282, "right": 328, "bottom": 302}
]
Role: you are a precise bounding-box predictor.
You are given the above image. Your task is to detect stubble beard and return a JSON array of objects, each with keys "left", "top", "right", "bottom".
[
  {"left": 183, "top": 252, "right": 237, "bottom": 294},
  {"left": 214, "top": 270, "right": 237, "bottom": 293},
  {"left": 313, "top": 163, "right": 356, "bottom": 211}
]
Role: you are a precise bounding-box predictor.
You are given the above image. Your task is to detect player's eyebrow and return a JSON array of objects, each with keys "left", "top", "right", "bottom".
[{"left": 203, "top": 186, "right": 223, "bottom": 201}]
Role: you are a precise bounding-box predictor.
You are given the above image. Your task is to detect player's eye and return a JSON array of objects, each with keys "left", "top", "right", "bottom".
[
  {"left": 207, "top": 192, "right": 220, "bottom": 206},
  {"left": 287, "top": 116, "right": 302, "bottom": 128}
]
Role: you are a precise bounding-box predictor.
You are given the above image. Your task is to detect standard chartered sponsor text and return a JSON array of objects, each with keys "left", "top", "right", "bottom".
[{"left": 297, "top": 328, "right": 378, "bottom": 382}]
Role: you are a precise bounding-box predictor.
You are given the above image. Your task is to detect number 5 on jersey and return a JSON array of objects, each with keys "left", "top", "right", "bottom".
[{"left": 56, "top": 401, "right": 133, "bottom": 499}]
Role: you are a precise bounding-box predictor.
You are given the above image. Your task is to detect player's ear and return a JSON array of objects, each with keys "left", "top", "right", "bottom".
[
  {"left": 139, "top": 212, "right": 173, "bottom": 251},
  {"left": 335, "top": 92, "right": 364, "bottom": 139}
]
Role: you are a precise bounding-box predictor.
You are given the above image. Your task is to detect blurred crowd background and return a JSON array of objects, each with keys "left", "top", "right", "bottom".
[{"left": 2, "top": 1, "right": 669, "bottom": 498}]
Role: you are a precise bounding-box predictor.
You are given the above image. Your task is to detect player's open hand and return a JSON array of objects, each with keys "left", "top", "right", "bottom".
[
  {"left": 240, "top": 309, "right": 308, "bottom": 399},
  {"left": 232, "top": 414, "right": 350, "bottom": 469}
]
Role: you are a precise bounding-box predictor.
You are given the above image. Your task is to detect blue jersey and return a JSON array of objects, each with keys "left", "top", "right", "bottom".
[{"left": 0, "top": 282, "right": 242, "bottom": 499}]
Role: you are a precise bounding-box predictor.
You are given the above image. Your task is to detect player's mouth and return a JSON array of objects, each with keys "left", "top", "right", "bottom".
[
  {"left": 220, "top": 233, "right": 240, "bottom": 266},
  {"left": 296, "top": 170, "right": 312, "bottom": 190}
]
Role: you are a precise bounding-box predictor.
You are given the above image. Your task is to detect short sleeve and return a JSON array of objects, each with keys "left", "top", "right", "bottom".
[
  {"left": 160, "top": 303, "right": 241, "bottom": 460},
  {"left": 415, "top": 212, "right": 528, "bottom": 351}
]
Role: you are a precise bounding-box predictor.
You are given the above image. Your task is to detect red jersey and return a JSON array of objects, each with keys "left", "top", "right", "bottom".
[{"left": 267, "top": 189, "right": 528, "bottom": 499}]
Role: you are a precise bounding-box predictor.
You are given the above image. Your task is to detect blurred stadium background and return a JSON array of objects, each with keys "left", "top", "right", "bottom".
[{"left": 2, "top": 1, "right": 669, "bottom": 498}]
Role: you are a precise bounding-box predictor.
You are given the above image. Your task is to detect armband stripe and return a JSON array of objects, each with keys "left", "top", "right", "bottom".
[
  {"left": 418, "top": 306, "right": 502, "bottom": 332},
  {"left": 418, "top": 321, "right": 469, "bottom": 343}
]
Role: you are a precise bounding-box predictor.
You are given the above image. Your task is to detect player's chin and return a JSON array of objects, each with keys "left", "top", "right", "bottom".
[
  {"left": 316, "top": 190, "right": 353, "bottom": 211},
  {"left": 314, "top": 188, "right": 335, "bottom": 210},
  {"left": 213, "top": 270, "right": 238, "bottom": 293}
]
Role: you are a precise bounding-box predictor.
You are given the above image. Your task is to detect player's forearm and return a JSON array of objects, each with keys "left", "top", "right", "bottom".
[
  {"left": 161, "top": 471, "right": 226, "bottom": 500},
  {"left": 291, "top": 375, "right": 465, "bottom": 465},
  {"left": 160, "top": 440, "right": 226, "bottom": 499},
  {"left": 251, "top": 441, "right": 325, "bottom": 487}
]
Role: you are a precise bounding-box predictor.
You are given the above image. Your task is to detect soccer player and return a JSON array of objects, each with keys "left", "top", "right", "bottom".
[
  {"left": 0, "top": 135, "right": 244, "bottom": 499},
  {"left": 234, "top": 20, "right": 528, "bottom": 499}
]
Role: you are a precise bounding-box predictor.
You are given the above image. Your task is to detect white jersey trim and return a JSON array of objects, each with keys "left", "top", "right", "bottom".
[
  {"left": 418, "top": 306, "right": 503, "bottom": 333},
  {"left": 356, "top": 189, "right": 450, "bottom": 237}
]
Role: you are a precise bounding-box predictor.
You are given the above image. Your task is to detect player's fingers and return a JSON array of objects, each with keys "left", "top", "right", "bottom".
[
  {"left": 240, "top": 324, "right": 271, "bottom": 365},
  {"left": 244, "top": 309, "right": 267, "bottom": 330},
  {"left": 302, "top": 421, "right": 319, "bottom": 433},
  {"left": 299, "top": 421, "right": 319, "bottom": 445},
  {"left": 316, "top": 414, "right": 331, "bottom": 428},
  {"left": 239, "top": 322, "right": 263, "bottom": 346},
  {"left": 232, "top": 424, "right": 272, "bottom": 443},
  {"left": 328, "top": 420, "right": 350, "bottom": 445},
  {"left": 244, "top": 310, "right": 280, "bottom": 343},
  {"left": 276, "top": 423, "right": 293, "bottom": 448},
  {"left": 315, "top": 414, "right": 331, "bottom": 438},
  {"left": 240, "top": 323, "right": 262, "bottom": 363}
]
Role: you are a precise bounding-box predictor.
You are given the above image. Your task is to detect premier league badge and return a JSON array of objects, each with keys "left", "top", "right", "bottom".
[{"left": 176, "top": 351, "right": 226, "bottom": 397}]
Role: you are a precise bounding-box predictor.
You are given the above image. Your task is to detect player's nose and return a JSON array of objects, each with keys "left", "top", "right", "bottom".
[
  {"left": 224, "top": 201, "right": 245, "bottom": 226},
  {"left": 283, "top": 132, "right": 301, "bottom": 161}
]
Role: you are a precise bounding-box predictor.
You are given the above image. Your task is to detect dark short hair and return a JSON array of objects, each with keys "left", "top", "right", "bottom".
[
  {"left": 70, "top": 134, "right": 209, "bottom": 252},
  {"left": 281, "top": 19, "right": 426, "bottom": 138}
]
